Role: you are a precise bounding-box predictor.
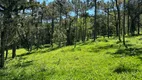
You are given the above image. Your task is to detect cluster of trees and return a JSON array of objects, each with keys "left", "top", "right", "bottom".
[{"left": 0, "top": 0, "right": 141, "bottom": 68}]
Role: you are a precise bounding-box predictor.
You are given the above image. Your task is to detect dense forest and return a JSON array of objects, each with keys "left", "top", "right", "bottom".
[{"left": 0, "top": 0, "right": 142, "bottom": 79}]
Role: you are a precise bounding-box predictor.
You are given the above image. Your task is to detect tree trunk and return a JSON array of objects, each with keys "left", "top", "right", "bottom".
[
  {"left": 130, "top": 18, "right": 136, "bottom": 36},
  {"left": 122, "top": 0, "right": 127, "bottom": 48},
  {"left": 82, "top": 15, "right": 86, "bottom": 42},
  {"left": 0, "top": 31, "right": 5, "bottom": 68},
  {"left": 116, "top": 0, "right": 121, "bottom": 41},
  {"left": 118, "top": 8, "right": 121, "bottom": 41},
  {"left": 66, "top": 13, "right": 70, "bottom": 46},
  {"left": 0, "top": 12, "right": 11, "bottom": 68},
  {"left": 127, "top": 1, "right": 130, "bottom": 35},
  {"left": 137, "top": 15, "right": 140, "bottom": 35},
  {"left": 93, "top": 0, "right": 97, "bottom": 41},
  {"left": 84, "top": 12, "right": 87, "bottom": 42},
  {"left": 66, "top": 28, "right": 71, "bottom": 45},
  {"left": 12, "top": 42, "right": 16, "bottom": 58},
  {"left": 58, "top": 4, "right": 62, "bottom": 48},
  {"left": 127, "top": 15, "right": 130, "bottom": 35},
  {"left": 35, "top": 23, "right": 39, "bottom": 50},
  {"left": 5, "top": 47, "right": 8, "bottom": 60},
  {"left": 107, "top": 8, "right": 110, "bottom": 38},
  {"left": 66, "top": 18, "right": 71, "bottom": 45},
  {"left": 50, "top": 4, "right": 55, "bottom": 47},
  {"left": 66, "top": 17, "right": 74, "bottom": 45},
  {"left": 74, "top": 9, "right": 79, "bottom": 47},
  {"left": 51, "top": 17, "right": 54, "bottom": 47},
  {"left": 112, "top": 0, "right": 118, "bottom": 36},
  {"left": 114, "top": 11, "right": 119, "bottom": 36}
]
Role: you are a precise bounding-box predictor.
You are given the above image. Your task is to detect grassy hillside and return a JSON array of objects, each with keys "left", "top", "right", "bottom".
[{"left": 0, "top": 36, "right": 142, "bottom": 80}]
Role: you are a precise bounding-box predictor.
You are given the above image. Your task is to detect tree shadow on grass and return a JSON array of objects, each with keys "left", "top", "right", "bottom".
[
  {"left": 97, "top": 44, "right": 116, "bottom": 49},
  {"left": 79, "top": 41, "right": 94, "bottom": 46},
  {"left": 87, "top": 44, "right": 119, "bottom": 53},
  {"left": 138, "top": 56, "right": 142, "bottom": 61},
  {"left": 17, "top": 47, "right": 61, "bottom": 58},
  {"left": 37, "top": 47, "right": 60, "bottom": 53},
  {"left": 17, "top": 52, "right": 35, "bottom": 57},
  {"left": 125, "top": 34, "right": 142, "bottom": 38},
  {"left": 15, "top": 60, "right": 33, "bottom": 68},
  {"left": 113, "top": 65, "right": 139, "bottom": 74},
  {"left": 114, "top": 48, "right": 142, "bottom": 56}
]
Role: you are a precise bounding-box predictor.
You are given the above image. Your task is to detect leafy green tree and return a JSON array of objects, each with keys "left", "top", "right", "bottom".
[
  {"left": 128, "top": 0, "right": 142, "bottom": 35},
  {"left": 0, "top": 0, "right": 29, "bottom": 68}
]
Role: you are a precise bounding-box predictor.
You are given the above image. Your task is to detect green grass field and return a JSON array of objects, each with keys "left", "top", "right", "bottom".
[{"left": 0, "top": 36, "right": 142, "bottom": 80}]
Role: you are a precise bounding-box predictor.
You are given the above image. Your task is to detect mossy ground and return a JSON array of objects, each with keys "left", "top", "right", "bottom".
[{"left": 0, "top": 36, "right": 142, "bottom": 80}]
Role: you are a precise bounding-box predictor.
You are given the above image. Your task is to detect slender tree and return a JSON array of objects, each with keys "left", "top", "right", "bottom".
[
  {"left": 93, "top": 0, "right": 97, "bottom": 41},
  {"left": 115, "top": 0, "right": 122, "bottom": 41},
  {"left": 122, "top": 0, "right": 127, "bottom": 48}
]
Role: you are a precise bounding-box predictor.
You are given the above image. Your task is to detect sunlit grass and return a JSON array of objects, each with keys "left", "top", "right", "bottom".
[{"left": 0, "top": 36, "right": 142, "bottom": 80}]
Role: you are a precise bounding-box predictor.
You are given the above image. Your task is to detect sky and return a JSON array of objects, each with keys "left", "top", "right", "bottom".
[
  {"left": 36, "top": 0, "right": 109, "bottom": 16},
  {"left": 37, "top": 0, "right": 109, "bottom": 3},
  {"left": 37, "top": 0, "right": 54, "bottom": 4},
  {"left": 37, "top": 0, "right": 110, "bottom": 3}
]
